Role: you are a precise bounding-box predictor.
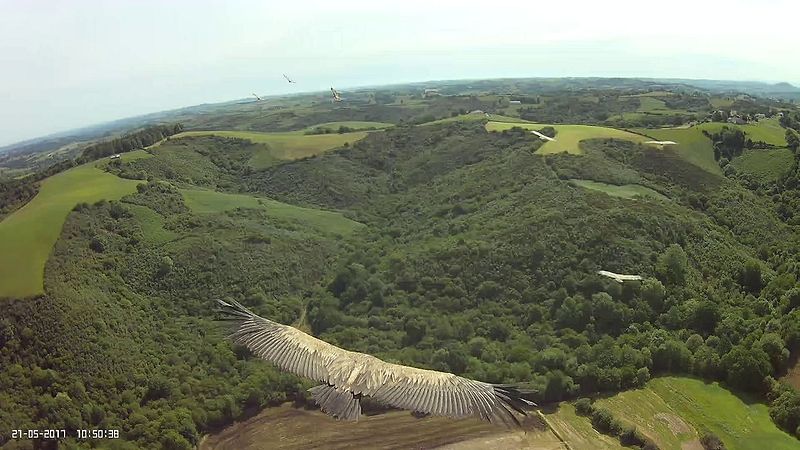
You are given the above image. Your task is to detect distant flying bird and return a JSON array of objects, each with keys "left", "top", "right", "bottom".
[
  {"left": 217, "top": 299, "right": 535, "bottom": 426},
  {"left": 597, "top": 270, "right": 643, "bottom": 283},
  {"left": 283, "top": 74, "right": 296, "bottom": 83},
  {"left": 252, "top": 93, "right": 262, "bottom": 101},
  {"left": 330, "top": 87, "right": 342, "bottom": 102}
]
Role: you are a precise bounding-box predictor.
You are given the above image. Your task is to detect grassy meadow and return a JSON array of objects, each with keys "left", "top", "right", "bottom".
[
  {"left": 302, "top": 121, "right": 394, "bottom": 131},
  {"left": 731, "top": 148, "right": 795, "bottom": 182},
  {"left": 697, "top": 117, "right": 788, "bottom": 147},
  {"left": 631, "top": 127, "right": 722, "bottom": 174},
  {"left": 595, "top": 377, "right": 799, "bottom": 450},
  {"left": 174, "top": 130, "right": 369, "bottom": 168},
  {"left": 180, "top": 188, "right": 364, "bottom": 236},
  {"left": 544, "top": 403, "right": 623, "bottom": 450},
  {"left": 0, "top": 162, "right": 144, "bottom": 298},
  {"left": 569, "top": 179, "right": 668, "bottom": 200},
  {"left": 486, "top": 121, "right": 651, "bottom": 154}
]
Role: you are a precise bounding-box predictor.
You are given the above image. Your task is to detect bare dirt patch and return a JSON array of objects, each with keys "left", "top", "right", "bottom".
[
  {"left": 200, "top": 404, "right": 564, "bottom": 450},
  {"left": 680, "top": 439, "right": 704, "bottom": 450}
]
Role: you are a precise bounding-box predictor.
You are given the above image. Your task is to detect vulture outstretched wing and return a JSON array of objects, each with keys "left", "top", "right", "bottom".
[{"left": 217, "top": 299, "right": 535, "bottom": 426}]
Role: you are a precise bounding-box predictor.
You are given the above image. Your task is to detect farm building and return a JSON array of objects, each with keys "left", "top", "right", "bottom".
[
  {"left": 422, "top": 89, "right": 440, "bottom": 98},
  {"left": 110, "top": 154, "right": 121, "bottom": 160}
]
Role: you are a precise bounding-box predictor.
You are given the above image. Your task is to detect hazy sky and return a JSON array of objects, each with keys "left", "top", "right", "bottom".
[{"left": 1, "top": 0, "right": 798, "bottom": 146}]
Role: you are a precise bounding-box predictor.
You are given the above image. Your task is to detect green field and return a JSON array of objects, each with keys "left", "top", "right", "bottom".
[
  {"left": 302, "top": 121, "right": 394, "bottom": 131},
  {"left": 174, "top": 130, "right": 369, "bottom": 168},
  {"left": 422, "top": 113, "right": 529, "bottom": 126},
  {"left": 180, "top": 188, "right": 364, "bottom": 236},
  {"left": 638, "top": 97, "right": 668, "bottom": 113},
  {"left": 632, "top": 127, "right": 722, "bottom": 174},
  {"left": 487, "top": 121, "right": 650, "bottom": 155},
  {"left": 710, "top": 97, "right": 735, "bottom": 108},
  {"left": 544, "top": 403, "right": 623, "bottom": 450},
  {"left": 0, "top": 163, "right": 143, "bottom": 298},
  {"left": 569, "top": 179, "right": 668, "bottom": 200},
  {"left": 596, "top": 377, "right": 799, "bottom": 450},
  {"left": 697, "top": 118, "right": 788, "bottom": 147},
  {"left": 731, "top": 148, "right": 795, "bottom": 182}
]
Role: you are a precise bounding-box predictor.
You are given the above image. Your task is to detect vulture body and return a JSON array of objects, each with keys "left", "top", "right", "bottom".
[
  {"left": 597, "top": 270, "right": 643, "bottom": 283},
  {"left": 217, "top": 299, "right": 535, "bottom": 426}
]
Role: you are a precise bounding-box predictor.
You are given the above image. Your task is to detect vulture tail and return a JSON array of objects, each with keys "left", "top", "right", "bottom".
[{"left": 309, "top": 385, "right": 362, "bottom": 421}]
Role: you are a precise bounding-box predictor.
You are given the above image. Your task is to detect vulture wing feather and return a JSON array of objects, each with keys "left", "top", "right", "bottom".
[{"left": 217, "top": 299, "right": 535, "bottom": 426}]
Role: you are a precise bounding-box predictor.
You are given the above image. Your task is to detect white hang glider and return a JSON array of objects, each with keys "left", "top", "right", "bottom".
[
  {"left": 597, "top": 270, "right": 643, "bottom": 283},
  {"left": 283, "top": 74, "right": 296, "bottom": 83},
  {"left": 331, "top": 87, "right": 342, "bottom": 102}
]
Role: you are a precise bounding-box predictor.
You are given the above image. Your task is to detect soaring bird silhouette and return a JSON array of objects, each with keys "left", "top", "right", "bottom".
[
  {"left": 252, "top": 93, "right": 262, "bottom": 101},
  {"left": 217, "top": 299, "right": 535, "bottom": 426},
  {"left": 330, "top": 87, "right": 342, "bottom": 102},
  {"left": 283, "top": 74, "right": 296, "bottom": 83},
  {"left": 597, "top": 270, "right": 643, "bottom": 283}
]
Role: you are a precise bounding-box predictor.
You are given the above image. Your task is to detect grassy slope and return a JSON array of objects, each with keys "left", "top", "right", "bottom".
[
  {"left": 486, "top": 121, "right": 650, "bottom": 155},
  {"left": 569, "top": 179, "right": 668, "bottom": 200},
  {"left": 597, "top": 377, "right": 798, "bottom": 450},
  {"left": 0, "top": 161, "right": 144, "bottom": 298},
  {"left": 696, "top": 118, "right": 788, "bottom": 147},
  {"left": 180, "top": 188, "right": 364, "bottom": 236},
  {"left": 544, "top": 403, "right": 623, "bottom": 450},
  {"left": 302, "top": 121, "right": 394, "bottom": 131},
  {"left": 422, "top": 113, "right": 529, "bottom": 126},
  {"left": 731, "top": 148, "right": 795, "bottom": 182},
  {"left": 631, "top": 127, "right": 722, "bottom": 175},
  {"left": 174, "top": 130, "right": 369, "bottom": 168}
]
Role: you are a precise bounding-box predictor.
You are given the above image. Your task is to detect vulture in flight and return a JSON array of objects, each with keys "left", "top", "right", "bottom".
[
  {"left": 217, "top": 299, "right": 535, "bottom": 427},
  {"left": 597, "top": 270, "right": 643, "bottom": 283},
  {"left": 330, "top": 87, "right": 342, "bottom": 102}
]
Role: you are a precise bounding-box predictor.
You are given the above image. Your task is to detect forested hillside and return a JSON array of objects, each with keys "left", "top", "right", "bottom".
[{"left": 2, "top": 82, "right": 800, "bottom": 449}]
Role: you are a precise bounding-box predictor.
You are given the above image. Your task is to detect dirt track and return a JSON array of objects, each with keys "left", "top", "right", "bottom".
[{"left": 199, "top": 404, "right": 566, "bottom": 450}]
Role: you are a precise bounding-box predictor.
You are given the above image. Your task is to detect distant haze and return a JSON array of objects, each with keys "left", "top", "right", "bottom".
[{"left": 1, "top": 0, "right": 798, "bottom": 146}]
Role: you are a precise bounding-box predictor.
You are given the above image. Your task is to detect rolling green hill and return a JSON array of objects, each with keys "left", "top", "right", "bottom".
[
  {"left": 568, "top": 179, "right": 668, "bottom": 200},
  {"left": 631, "top": 127, "right": 722, "bottom": 174},
  {"left": 571, "top": 377, "right": 800, "bottom": 450},
  {"left": 174, "top": 130, "right": 369, "bottom": 168},
  {"left": 0, "top": 158, "right": 146, "bottom": 298},
  {"left": 730, "top": 148, "right": 795, "bottom": 182},
  {"left": 181, "top": 188, "right": 364, "bottom": 236},
  {"left": 697, "top": 117, "right": 788, "bottom": 147},
  {"left": 2, "top": 80, "right": 800, "bottom": 449},
  {"left": 487, "top": 121, "right": 652, "bottom": 154}
]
